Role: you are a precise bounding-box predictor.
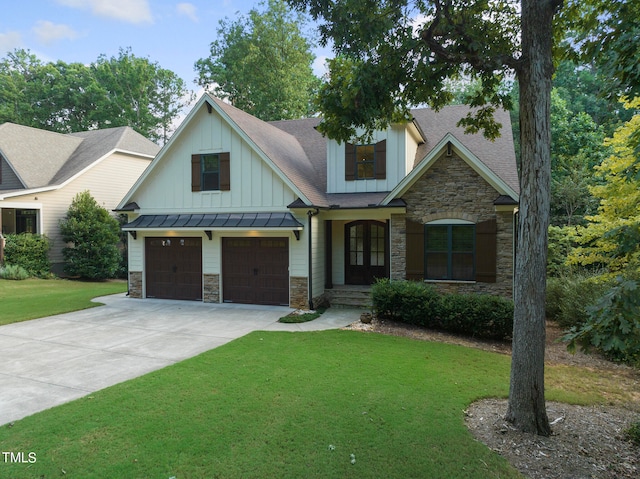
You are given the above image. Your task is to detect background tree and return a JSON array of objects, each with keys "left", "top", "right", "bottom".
[
  {"left": 568, "top": 98, "right": 640, "bottom": 274},
  {"left": 0, "top": 48, "right": 192, "bottom": 143},
  {"left": 195, "top": 0, "right": 321, "bottom": 121},
  {"left": 92, "top": 48, "right": 193, "bottom": 143},
  {"left": 59, "top": 191, "right": 121, "bottom": 280},
  {"left": 288, "top": 0, "right": 562, "bottom": 435}
]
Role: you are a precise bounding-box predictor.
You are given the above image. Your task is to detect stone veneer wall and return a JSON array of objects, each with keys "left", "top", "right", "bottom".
[
  {"left": 129, "top": 271, "right": 142, "bottom": 298},
  {"left": 203, "top": 274, "right": 220, "bottom": 303},
  {"left": 393, "top": 153, "right": 515, "bottom": 298},
  {"left": 290, "top": 276, "right": 308, "bottom": 309}
]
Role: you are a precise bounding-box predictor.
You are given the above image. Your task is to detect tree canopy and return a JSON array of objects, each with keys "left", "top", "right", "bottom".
[
  {"left": 569, "top": 98, "right": 640, "bottom": 274},
  {"left": 0, "top": 48, "right": 193, "bottom": 143},
  {"left": 195, "top": 0, "right": 321, "bottom": 121}
]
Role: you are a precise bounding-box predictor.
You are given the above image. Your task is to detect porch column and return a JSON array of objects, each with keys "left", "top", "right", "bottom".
[
  {"left": 390, "top": 214, "right": 406, "bottom": 280},
  {"left": 324, "top": 220, "right": 333, "bottom": 288}
]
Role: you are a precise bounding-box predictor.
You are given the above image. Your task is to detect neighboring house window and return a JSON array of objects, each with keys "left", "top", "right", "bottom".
[
  {"left": 191, "top": 152, "right": 230, "bottom": 192},
  {"left": 345, "top": 140, "right": 386, "bottom": 180},
  {"left": 425, "top": 223, "right": 475, "bottom": 281},
  {"left": 405, "top": 218, "right": 497, "bottom": 283},
  {"left": 16, "top": 209, "right": 37, "bottom": 234}
]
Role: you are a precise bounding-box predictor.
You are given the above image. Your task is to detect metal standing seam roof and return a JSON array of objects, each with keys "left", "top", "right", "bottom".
[{"left": 123, "top": 212, "right": 304, "bottom": 230}]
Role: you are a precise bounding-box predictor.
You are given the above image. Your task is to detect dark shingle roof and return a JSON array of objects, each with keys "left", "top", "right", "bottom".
[
  {"left": 411, "top": 106, "right": 519, "bottom": 194},
  {"left": 205, "top": 94, "right": 518, "bottom": 208},
  {"left": 0, "top": 123, "right": 159, "bottom": 190}
]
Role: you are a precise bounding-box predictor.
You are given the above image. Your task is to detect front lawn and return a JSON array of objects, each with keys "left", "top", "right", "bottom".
[
  {"left": 0, "top": 278, "right": 127, "bottom": 325},
  {"left": 0, "top": 330, "right": 611, "bottom": 478}
]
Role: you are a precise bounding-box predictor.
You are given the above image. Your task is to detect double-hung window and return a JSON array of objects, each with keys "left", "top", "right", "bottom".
[
  {"left": 345, "top": 140, "right": 386, "bottom": 180},
  {"left": 425, "top": 223, "right": 475, "bottom": 281},
  {"left": 355, "top": 144, "right": 375, "bottom": 179},
  {"left": 201, "top": 154, "right": 220, "bottom": 191},
  {"left": 191, "top": 152, "right": 230, "bottom": 192}
]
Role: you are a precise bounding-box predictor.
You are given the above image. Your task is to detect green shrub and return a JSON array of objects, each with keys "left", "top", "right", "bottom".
[
  {"left": 59, "top": 191, "right": 121, "bottom": 279},
  {"left": 372, "top": 279, "right": 440, "bottom": 327},
  {"left": 438, "top": 293, "right": 514, "bottom": 340},
  {"left": 372, "top": 279, "right": 513, "bottom": 340},
  {"left": 564, "top": 276, "right": 640, "bottom": 365},
  {"left": 546, "top": 274, "right": 610, "bottom": 328},
  {"left": 0, "top": 264, "right": 30, "bottom": 280},
  {"left": 3, "top": 233, "right": 51, "bottom": 277}
]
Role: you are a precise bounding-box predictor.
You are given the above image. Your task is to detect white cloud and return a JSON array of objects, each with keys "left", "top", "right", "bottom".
[
  {"left": 177, "top": 3, "right": 198, "bottom": 23},
  {"left": 56, "top": 0, "right": 153, "bottom": 24},
  {"left": 0, "top": 31, "right": 22, "bottom": 53},
  {"left": 32, "top": 21, "right": 79, "bottom": 45}
]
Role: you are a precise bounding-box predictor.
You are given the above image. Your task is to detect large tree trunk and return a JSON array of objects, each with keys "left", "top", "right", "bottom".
[{"left": 505, "top": 0, "right": 559, "bottom": 436}]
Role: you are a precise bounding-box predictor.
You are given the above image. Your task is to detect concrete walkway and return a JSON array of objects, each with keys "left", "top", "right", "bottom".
[{"left": 0, "top": 294, "right": 363, "bottom": 426}]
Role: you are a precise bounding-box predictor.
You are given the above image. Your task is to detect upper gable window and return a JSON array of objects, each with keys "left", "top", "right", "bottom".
[
  {"left": 202, "top": 154, "right": 220, "bottom": 190},
  {"left": 191, "top": 153, "right": 230, "bottom": 192},
  {"left": 345, "top": 140, "right": 386, "bottom": 181}
]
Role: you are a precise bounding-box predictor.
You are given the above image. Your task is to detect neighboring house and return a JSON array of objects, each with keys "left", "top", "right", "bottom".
[
  {"left": 0, "top": 123, "right": 159, "bottom": 274},
  {"left": 117, "top": 93, "right": 519, "bottom": 308}
]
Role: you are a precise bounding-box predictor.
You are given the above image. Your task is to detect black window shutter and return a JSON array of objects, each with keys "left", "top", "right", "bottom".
[
  {"left": 345, "top": 142, "right": 356, "bottom": 181},
  {"left": 375, "top": 140, "right": 386, "bottom": 179},
  {"left": 475, "top": 219, "right": 497, "bottom": 283},
  {"left": 191, "top": 154, "right": 201, "bottom": 192},
  {"left": 406, "top": 218, "right": 425, "bottom": 280},
  {"left": 220, "top": 152, "right": 230, "bottom": 191}
]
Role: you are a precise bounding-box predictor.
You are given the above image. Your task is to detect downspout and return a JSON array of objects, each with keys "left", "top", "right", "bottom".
[{"left": 307, "top": 208, "right": 319, "bottom": 309}]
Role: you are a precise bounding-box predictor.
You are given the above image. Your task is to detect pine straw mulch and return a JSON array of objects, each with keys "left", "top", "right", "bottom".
[{"left": 343, "top": 316, "right": 640, "bottom": 479}]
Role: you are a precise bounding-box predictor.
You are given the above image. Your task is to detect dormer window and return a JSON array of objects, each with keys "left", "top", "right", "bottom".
[
  {"left": 345, "top": 140, "right": 386, "bottom": 181},
  {"left": 355, "top": 145, "right": 375, "bottom": 179}
]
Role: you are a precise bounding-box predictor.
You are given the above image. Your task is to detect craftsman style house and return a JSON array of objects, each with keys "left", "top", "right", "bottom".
[
  {"left": 0, "top": 124, "right": 159, "bottom": 274},
  {"left": 117, "top": 93, "right": 519, "bottom": 309}
]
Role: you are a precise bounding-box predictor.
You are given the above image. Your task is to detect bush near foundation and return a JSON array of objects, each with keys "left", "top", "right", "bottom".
[
  {"left": 372, "top": 279, "right": 513, "bottom": 340},
  {"left": 2, "top": 233, "right": 51, "bottom": 278}
]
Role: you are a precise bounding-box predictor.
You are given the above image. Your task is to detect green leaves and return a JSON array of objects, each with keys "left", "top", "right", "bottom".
[
  {"left": 195, "top": 0, "right": 320, "bottom": 121},
  {"left": 563, "top": 275, "right": 640, "bottom": 365},
  {"left": 0, "top": 47, "right": 192, "bottom": 143},
  {"left": 59, "top": 191, "right": 121, "bottom": 280}
]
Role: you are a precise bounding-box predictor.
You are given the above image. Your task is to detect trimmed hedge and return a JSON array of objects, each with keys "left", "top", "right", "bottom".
[
  {"left": 372, "top": 279, "right": 513, "bottom": 340},
  {"left": 3, "top": 233, "right": 51, "bottom": 278}
]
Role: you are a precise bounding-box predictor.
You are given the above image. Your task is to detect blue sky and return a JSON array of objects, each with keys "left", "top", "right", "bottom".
[{"left": 0, "top": 0, "right": 330, "bottom": 94}]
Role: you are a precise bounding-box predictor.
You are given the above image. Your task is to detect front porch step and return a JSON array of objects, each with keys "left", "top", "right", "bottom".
[{"left": 326, "top": 286, "right": 373, "bottom": 309}]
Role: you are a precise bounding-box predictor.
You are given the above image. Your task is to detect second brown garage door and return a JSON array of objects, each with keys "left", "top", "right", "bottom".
[{"left": 222, "top": 237, "right": 289, "bottom": 306}]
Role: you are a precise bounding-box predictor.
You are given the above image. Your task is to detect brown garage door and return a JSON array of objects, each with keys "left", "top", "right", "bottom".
[
  {"left": 145, "top": 237, "right": 202, "bottom": 300},
  {"left": 222, "top": 237, "right": 289, "bottom": 306}
]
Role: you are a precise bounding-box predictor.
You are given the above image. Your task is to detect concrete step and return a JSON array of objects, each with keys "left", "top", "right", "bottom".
[{"left": 327, "top": 287, "right": 373, "bottom": 309}]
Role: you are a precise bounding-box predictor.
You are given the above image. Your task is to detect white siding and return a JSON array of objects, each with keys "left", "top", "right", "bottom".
[
  {"left": 131, "top": 107, "right": 298, "bottom": 213},
  {"left": 326, "top": 124, "right": 411, "bottom": 194}
]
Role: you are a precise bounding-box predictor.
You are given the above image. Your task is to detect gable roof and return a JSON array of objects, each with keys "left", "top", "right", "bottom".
[
  {"left": 270, "top": 105, "right": 519, "bottom": 207},
  {"left": 118, "top": 94, "right": 519, "bottom": 211},
  {"left": 0, "top": 123, "right": 159, "bottom": 195},
  {"left": 411, "top": 106, "right": 519, "bottom": 195}
]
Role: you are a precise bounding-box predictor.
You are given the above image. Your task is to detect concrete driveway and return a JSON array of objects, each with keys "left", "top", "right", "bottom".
[{"left": 0, "top": 294, "right": 362, "bottom": 426}]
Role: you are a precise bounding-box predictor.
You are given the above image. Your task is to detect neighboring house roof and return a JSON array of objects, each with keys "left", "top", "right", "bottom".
[{"left": 0, "top": 123, "right": 159, "bottom": 198}]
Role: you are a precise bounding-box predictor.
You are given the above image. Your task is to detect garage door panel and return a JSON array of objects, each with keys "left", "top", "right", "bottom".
[
  {"left": 222, "top": 237, "right": 289, "bottom": 306},
  {"left": 145, "top": 237, "right": 202, "bottom": 301}
]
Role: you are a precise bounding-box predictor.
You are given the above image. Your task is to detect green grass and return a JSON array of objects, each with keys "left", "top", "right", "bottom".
[
  {"left": 0, "top": 278, "right": 128, "bottom": 325},
  {"left": 0, "top": 331, "right": 523, "bottom": 478}
]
